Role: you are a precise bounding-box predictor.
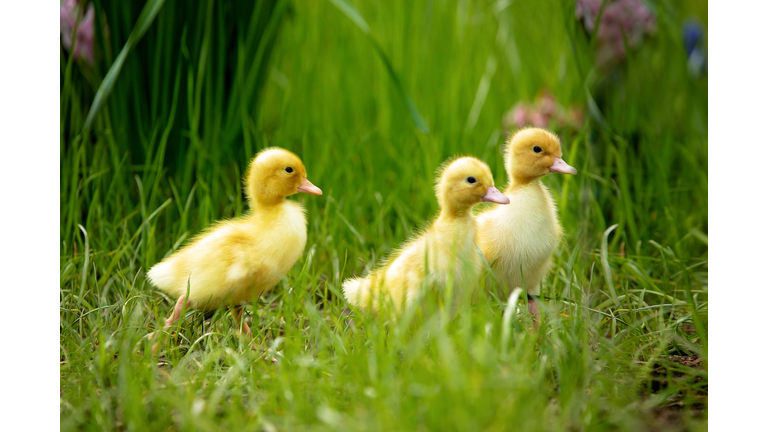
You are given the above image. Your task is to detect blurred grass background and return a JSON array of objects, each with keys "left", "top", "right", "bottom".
[{"left": 60, "top": 0, "right": 708, "bottom": 430}]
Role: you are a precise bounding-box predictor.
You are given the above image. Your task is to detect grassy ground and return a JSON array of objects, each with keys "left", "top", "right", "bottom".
[{"left": 60, "top": 0, "right": 708, "bottom": 430}]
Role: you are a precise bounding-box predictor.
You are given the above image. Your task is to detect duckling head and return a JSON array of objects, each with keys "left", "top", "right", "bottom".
[
  {"left": 245, "top": 147, "right": 322, "bottom": 207},
  {"left": 504, "top": 127, "right": 577, "bottom": 183},
  {"left": 436, "top": 157, "right": 510, "bottom": 215}
]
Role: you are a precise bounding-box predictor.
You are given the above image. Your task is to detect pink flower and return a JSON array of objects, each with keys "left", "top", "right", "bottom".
[
  {"left": 512, "top": 106, "right": 527, "bottom": 128},
  {"left": 575, "top": 0, "right": 602, "bottom": 32},
  {"left": 60, "top": 0, "right": 95, "bottom": 65},
  {"left": 539, "top": 92, "right": 557, "bottom": 118},
  {"left": 530, "top": 111, "right": 548, "bottom": 128},
  {"left": 503, "top": 91, "right": 584, "bottom": 131},
  {"left": 575, "top": 0, "right": 656, "bottom": 66}
]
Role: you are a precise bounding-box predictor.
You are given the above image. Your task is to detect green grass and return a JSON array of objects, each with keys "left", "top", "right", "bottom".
[{"left": 60, "top": 0, "right": 708, "bottom": 430}]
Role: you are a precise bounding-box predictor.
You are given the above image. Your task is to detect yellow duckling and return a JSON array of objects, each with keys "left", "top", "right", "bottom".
[
  {"left": 147, "top": 147, "right": 322, "bottom": 335},
  {"left": 477, "top": 128, "right": 576, "bottom": 322},
  {"left": 343, "top": 157, "right": 509, "bottom": 316}
]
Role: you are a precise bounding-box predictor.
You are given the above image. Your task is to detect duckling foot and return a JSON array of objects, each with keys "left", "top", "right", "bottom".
[
  {"left": 148, "top": 331, "right": 163, "bottom": 355},
  {"left": 151, "top": 296, "right": 190, "bottom": 355},
  {"left": 151, "top": 338, "right": 162, "bottom": 356}
]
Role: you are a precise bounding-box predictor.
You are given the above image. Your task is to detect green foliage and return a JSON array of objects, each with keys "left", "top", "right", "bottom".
[{"left": 60, "top": 0, "right": 707, "bottom": 430}]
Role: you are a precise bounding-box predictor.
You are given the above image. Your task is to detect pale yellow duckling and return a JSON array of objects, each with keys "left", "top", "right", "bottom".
[
  {"left": 147, "top": 147, "right": 322, "bottom": 336},
  {"left": 343, "top": 157, "right": 509, "bottom": 316},
  {"left": 477, "top": 127, "right": 576, "bottom": 323}
]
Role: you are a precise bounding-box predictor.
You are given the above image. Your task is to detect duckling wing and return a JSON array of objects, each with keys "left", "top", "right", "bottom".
[
  {"left": 342, "top": 237, "right": 426, "bottom": 315},
  {"left": 148, "top": 217, "right": 305, "bottom": 309},
  {"left": 382, "top": 238, "right": 427, "bottom": 312}
]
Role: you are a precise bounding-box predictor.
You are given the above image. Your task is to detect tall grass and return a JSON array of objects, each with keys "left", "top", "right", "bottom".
[{"left": 60, "top": 0, "right": 707, "bottom": 430}]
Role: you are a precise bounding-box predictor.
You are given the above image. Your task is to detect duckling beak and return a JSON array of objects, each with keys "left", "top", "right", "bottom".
[
  {"left": 482, "top": 186, "right": 510, "bottom": 204},
  {"left": 549, "top": 157, "right": 577, "bottom": 175},
  {"left": 297, "top": 178, "right": 323, "bottom": 195}
]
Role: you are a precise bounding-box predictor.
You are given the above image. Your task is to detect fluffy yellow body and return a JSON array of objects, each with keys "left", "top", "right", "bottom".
[
  {"left": 344, "top": 214, "right": 482, "bottom": 315},
  {"left": 146, "top": 147, "right": 322, "bottom": 332},
  {"left": 343, "top": 157, "right": 509, "bottom": 316},
  {"left": 147, "top": 202, "right": 307, "bottom": 310},
  {"left": 477, "top": 181, "right": 561, "bottom": 296},
  {"left": 477, "top": 128, "right": 576, "bottom": 299}
]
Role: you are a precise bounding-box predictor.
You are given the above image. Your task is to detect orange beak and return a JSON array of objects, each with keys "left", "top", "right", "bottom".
[{"left": 297, "top": 178, "right": 322, "bottom": 195}]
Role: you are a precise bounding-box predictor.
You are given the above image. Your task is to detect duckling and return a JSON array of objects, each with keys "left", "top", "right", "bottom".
[
  {"left": 147, "top": 147, "right": 322, "bottom": 337},
  {"left": 477, "top": 128, "right": 576, "bottom": 324},
  {"left": 343, "top": 157, "right": 509, "bottom": 316}
]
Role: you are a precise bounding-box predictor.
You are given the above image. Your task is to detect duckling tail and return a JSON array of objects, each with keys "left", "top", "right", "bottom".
[
  {"left": 342, "top": 277, "right": 373, "bottom": 310},
  {"left": 147, "top": 261, "right": 176, "bottom": 294}
]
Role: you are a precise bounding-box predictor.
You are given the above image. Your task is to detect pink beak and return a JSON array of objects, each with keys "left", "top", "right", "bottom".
[
  {"left": 549, "top": 157, "right": 577, "bottom": 175},
  {"left": 297, "top": 178, "right": 322, "bottom": 195},
  {"left": 482, "top": 186, "right": 510, "bottom": 204}
]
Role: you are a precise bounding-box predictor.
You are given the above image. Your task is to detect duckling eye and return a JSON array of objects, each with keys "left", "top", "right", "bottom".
[
  {"left": 285, "top": 167, "right": 294, "bottom": 173},
  {"left": 467, "top": 176, "right": 477, "bottom": 184},
  {"left": 533, "top": 146, "right": 543, "bottom": 153}
]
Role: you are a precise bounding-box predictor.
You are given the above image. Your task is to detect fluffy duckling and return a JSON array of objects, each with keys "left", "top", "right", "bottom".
[
  {"left": 343, "top": 157, "right": 509, "bottom": 316},
  {"left": 477, "top": 128, "right": 576, "bottom": 324},
  {"left": 147, "top": 147, "right": 322, "bottom": 336}
]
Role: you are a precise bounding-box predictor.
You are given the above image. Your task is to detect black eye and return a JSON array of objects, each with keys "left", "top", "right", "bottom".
[
  {"left": 533, "top": 146, "right": 542, "bottom": 153},
  {"left": 285, "top": 167, "right": 294, "bottom": 173},
  {"left": 467, "top": 177, "right": 477, "bottom": 184}
]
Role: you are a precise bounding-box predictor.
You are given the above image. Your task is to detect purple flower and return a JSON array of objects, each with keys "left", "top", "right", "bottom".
[
  {"left": 575, "top": 0, "right": 602, "bottom": 32},
  {"left": 575, "top": 0, "right": 656, "bottom": 66},
  {"left": 683, "top": 19, "right": 704, "bottom": 57},
  {"left": 683, "top": 19, "right": 707, "bottom": 77},
  {"left": 60, "top": 0, "right": 95, "bottom": 65}
]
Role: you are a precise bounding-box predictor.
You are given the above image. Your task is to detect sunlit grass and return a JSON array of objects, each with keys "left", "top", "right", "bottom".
[{"left": 60, "top": 0, "right": 707, "bottom": 430}]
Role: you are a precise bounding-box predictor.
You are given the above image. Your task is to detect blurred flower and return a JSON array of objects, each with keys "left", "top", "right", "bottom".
[
  {"left": 511, "top": 106, "right": 526, "bottom": 127},
  {"left": 60, "top": 0, "right": 96, "bottom": 65},
  {"left": 683, "top": 19, "right": 707, "bottom": 78},
  {"left": 575, "top": 0, "right": 602, "bottom": 32},
  {"left": 503, "top": 91, "right": 584, "bottom": 131},
  {"left": 682, "top": 20, "right": 703, "bottom": 57},
  {"left": 575, "top": 0, "right": 656, "bottom": 66}
]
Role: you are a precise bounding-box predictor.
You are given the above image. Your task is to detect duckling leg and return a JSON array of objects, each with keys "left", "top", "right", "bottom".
[
  {"left": 164, "top": 295, "right": 190, "bottom": 330},
  {"left": 527, "top": 294, "right": 541, "bottom": 331},
  {"left": 150, "top": 295, "right": 189, "bottom": 355},
  {"left": 232, "top": 306, "right": 260, "bottom": 350},
  {"left": 232, "top": 306, "right": 253, "bottom": 338}
]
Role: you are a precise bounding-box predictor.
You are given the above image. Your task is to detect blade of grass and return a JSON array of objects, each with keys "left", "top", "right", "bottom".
[
  {"left": 84, "top": 0, "right": 167, "bottom": 131},
  {"left": 601, "top": 224, "right": 620, "bottom": 308},
  {"left": 328, "top": 0, "right": 429, "bottom": 133}
]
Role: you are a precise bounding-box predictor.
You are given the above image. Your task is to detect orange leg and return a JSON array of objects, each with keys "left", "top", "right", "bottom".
[
  {"left": 232, "top": 306, "right": 259, "bottom": 350},
  {"left": 233, "top": 306, "right": 253, "bottom": 338},
  {"left": 528, "top": 298, "right": 541, "bottom": 331},
  {"left": 164, "top": 295, "right": 190, "bottom": 330},
  {"left": 151, "top": 295, "right": 190, "bottom": 355}
]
